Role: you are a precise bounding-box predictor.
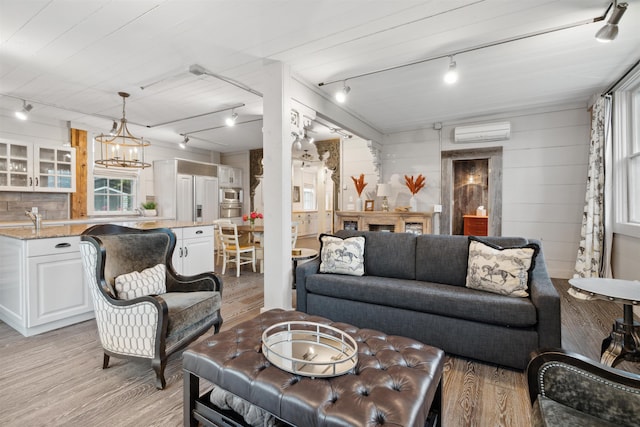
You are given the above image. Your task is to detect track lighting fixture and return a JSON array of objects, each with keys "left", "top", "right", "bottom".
[
  {"left": 15, "top": 100, "right": 33, "bottom": 120},
  {"left": 335, "top": 84, "right": 350, "bottom": 103},
  {"left": 319, "top": 8, "right": 621, "bottom": 92},
  {"left": 595, "top": 1, "right": 628, "bottom": 42},
  {"left": 109, "top": 121, "right": 118, "bottom": 135},
  {"left": 180, "top": 135, "right": 189, "bottom": 149},
  {"left": 443, "top": 57, "right": 458, "bottom": 85},
  {"left": 225, "top": 110, "right": 238, "bottom": 127}
]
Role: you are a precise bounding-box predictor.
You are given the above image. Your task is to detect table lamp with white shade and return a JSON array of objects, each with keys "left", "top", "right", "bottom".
[{"left": 377, "top": 184, "right": 392, "bottom": 212}]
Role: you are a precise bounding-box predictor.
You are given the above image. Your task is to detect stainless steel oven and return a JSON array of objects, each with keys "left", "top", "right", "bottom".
[
  {"left": 220, "top": 188, "right": 243, "bottom": 204},
  {"left": 220, "top": 202, "right": 242, "bottom": 219}
]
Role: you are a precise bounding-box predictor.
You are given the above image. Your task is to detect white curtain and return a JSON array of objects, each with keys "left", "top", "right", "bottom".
[{"left": 574, "top": 96, "right": 612, "bottom": 278}]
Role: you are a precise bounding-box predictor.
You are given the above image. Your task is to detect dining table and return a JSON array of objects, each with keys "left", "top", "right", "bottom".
[{"left": 235, "top": 225, "right": 318, "bottom": 283}]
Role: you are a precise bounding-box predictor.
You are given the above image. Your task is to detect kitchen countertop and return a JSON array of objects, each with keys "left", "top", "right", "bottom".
[{"left": 0, "top": 219, "right": 215, "bottom": 240}]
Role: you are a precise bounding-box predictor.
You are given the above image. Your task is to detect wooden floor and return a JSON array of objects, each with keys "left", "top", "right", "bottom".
[{"left": 0, "top": 272, "right": 638, "bottom": 427}]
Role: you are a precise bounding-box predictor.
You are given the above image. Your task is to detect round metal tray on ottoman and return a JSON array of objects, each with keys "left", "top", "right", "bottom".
[{"left": 261, "top": 320, "right": 358, "bottom": 377}]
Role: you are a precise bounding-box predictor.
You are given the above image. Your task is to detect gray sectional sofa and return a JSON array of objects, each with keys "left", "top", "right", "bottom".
[{"left": 295, "top": 230, "right": 561, "bottom": 369}]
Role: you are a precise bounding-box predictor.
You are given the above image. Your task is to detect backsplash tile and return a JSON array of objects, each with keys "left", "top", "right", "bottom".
[{"left": 0, "top": 192, "right": 69, "bottom": 221}]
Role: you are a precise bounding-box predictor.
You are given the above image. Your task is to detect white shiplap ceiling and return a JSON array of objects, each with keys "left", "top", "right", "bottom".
[{"left": 1, "top": 0, "right": 638, "bottom": 151}]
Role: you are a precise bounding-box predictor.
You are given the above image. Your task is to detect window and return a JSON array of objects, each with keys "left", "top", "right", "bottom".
[
  {"left": 303, "top": 184, "right": 315, "bottom": 210},
  {"left": 613, "top": 69, "right": 640, "bottom": 238},
  {"left": 94, "top": 176, "right": 136, "bottom": 213},
  {"left": 629, "top": 87, "right": 640, "bottom": 223}
]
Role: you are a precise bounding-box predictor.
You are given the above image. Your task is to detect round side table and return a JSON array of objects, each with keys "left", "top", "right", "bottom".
[{"left": 569, "top": 277, "right": 640, "bottom": 367}]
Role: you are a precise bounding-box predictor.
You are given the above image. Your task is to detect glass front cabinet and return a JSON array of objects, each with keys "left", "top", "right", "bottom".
[{"left": 0, "top": 141, "right": 75, "bottom": 192}]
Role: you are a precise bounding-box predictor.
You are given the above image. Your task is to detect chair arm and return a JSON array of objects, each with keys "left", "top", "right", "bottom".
[
  {"left": 166, "top": 271, "right": 223, "bottom": 295},
  {"left": 295, "top": 258, "right": 320, "bottom": 312},
  {"left": 527, "top": 241, "right": 561, "bottom": 349},
  {"left": 527, "top": 348, "right": 640, "bottom": 423},
  {"left": 94, "top": 294, "right": 169, "bottom": 358}
]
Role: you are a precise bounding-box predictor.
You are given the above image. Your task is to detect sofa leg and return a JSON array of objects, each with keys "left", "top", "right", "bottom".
[{"left": 102, "top": 353, "right": 110, "bottom": 369}]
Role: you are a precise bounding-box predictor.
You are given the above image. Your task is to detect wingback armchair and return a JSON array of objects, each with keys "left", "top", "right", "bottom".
[
  {"left": 527, "top": 348, "right": 640, "bottom": 426},
  {"left": 80, "top": 224, "right": 223, "bottom": 389}
]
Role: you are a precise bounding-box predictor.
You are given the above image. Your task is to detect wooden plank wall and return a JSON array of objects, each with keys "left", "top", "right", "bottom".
[{"left": 381, "top": 105, "right": 590, "bottom": 279}]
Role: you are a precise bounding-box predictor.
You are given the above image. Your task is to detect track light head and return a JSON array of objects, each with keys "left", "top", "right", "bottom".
[
  {"left": 596, "top": 2, "right": 628, "bottom": 42},
  {"left": 109, "top": 120, "right": 118, "bottom": 135},
  {"left": 335, "top": 84, "right": 350, "bottom": 103},
  {"left": 225, "top": 111, "right": 238, "bottom": 127},
  {"left": 180, "top": 135, "right": 189, "bottom": 149},
  {"left": 292, "top": 133, "right": 302, "bottom": 151},
  {"left": 15, "top": 101, "right": 33, "bottom": 120},
  {"left": 444, "top": 57, "right": 458, "bottom": 85},
  {"left": 189, "top": 64, "right": 208, "bottom": 76}
]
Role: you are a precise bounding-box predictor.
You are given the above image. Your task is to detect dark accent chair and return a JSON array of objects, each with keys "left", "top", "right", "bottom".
[
  {"left": 80, "top": 224, "right": 223, "bottom": 389},
  {"left": 527, "top": 348, "right": 640, "bottom": 426}
]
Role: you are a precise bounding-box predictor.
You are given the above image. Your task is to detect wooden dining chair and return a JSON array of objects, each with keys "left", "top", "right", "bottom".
[
  {"left": 217, "top": 223, "right": 256, "bottom": 277},
  {"left": 213, "top": 219, "right": 233, "bottom": 266}
]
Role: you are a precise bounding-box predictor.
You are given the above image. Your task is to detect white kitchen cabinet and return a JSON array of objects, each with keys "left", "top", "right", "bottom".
[
  {"left": 0, "top": 235, "right": 93, "bottom": 337},
  {"left": 292, "top": 211, "right": 318, "bottom": 237},
  {"left": 171, "top": 226, "right": 215, "bottom": 275},
  {"left": 218, "top": 165, "right": 242, "bottom": 188},
  {"left": 0, "top": 140, "right": 76, "bottom": 192}
]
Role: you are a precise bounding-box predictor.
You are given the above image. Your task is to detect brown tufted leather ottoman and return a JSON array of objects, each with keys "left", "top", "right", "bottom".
[{"left": 184, "top": 309, "right": 444, "bottom": 427}]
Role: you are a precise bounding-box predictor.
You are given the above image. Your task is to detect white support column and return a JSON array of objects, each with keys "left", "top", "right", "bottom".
[{"left": 262, "top": 61, "right": 293, "bottom": 311}]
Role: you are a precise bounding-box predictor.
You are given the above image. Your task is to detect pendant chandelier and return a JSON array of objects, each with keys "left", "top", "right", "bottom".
[{"left": 95, "top": 92, "right": 151, "bottom": 168}]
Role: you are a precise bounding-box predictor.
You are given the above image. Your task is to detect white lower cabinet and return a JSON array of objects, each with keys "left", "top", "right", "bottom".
[
  {"left": 293, "top": 211, "right": 319, "bottom": 237},
  {"left": 27, "top": 247, "right": 89, "bottom": 327},
  {"left": 171, "top": 226, "right": 215, "bottom": 275},
  {"left": 0, "top": 235, "right": 93, "bottom": 337}
]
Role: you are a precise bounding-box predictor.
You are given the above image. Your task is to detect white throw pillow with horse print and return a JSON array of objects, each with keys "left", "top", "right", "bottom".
[
  {"left": 465, "top": 237, "right": 539, "bottom": 297},
  {"left": 319, "top": 234, "right": 365, "bottom": 276}
]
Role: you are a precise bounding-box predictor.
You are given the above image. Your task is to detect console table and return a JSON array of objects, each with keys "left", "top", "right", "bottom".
[{"left": 336, "top": 211, "right": 432, "bottom": 234}]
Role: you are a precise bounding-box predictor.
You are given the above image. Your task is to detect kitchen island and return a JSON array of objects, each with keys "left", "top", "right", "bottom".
[{"left": 0, "top": 219, "right": 216, "bottom": 337}]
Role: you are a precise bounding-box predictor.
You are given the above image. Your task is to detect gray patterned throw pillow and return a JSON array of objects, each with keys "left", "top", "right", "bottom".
[
  {"left": 319, "top": 234, "right": 365, "bottom": 276},
  {"left": 465, "top": 237, "right": 538, "bottom": 297}
]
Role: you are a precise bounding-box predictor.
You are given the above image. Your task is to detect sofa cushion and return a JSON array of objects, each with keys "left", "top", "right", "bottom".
[
  {"left": 304, "top": 274, "right": 537, "bottom": 327},
  {"left": 466, "top": 237, "right": 539, "bottom": 297},
  {"left": 114, "top": 263, "right": 166, "bottom": 300},
  {"left": 335, "top": 230, "right": 417, "bottom": 279},
  {"left": 319, "top": 234, "right": 365, "bottom": 276},
  {"left": 415, "top": 235, "right": 530, "bottom": 286}
]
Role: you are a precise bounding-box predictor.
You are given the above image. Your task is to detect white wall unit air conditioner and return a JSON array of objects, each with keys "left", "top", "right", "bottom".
[{"left": 454, "top": 121, "right": 511, "bottom": 143}]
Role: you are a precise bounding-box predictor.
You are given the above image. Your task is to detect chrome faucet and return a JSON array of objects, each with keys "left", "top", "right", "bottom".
[{"left": 25, "top": 209, "right": 42, "bottom": 231}]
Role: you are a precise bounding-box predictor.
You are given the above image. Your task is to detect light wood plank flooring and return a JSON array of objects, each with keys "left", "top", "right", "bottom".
[{"left": 0, "top": 273, "right": 637, "bottom": 427}]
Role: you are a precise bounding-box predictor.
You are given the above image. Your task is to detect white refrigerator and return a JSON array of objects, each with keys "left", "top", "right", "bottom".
[{"left": 154, "top": 159, "right": 219, "bottom": 222}]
